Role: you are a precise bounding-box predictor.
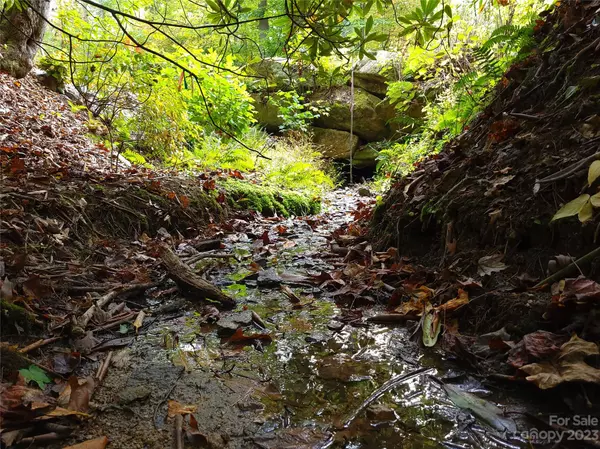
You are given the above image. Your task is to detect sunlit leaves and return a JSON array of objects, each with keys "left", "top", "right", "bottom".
[{"left": 552, "top": 194, "right": 593, "bottom": 223}]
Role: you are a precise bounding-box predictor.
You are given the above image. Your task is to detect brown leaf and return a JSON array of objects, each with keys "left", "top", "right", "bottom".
[
  {"left": 521, "top": 335, "right": 600, "bottom": 389},
  {"left": 436, "top": 288, "right": 469, "bottom": 312},
  {"left": 554, "top": 276, "right": 600, "bottom": 303},
  {"left": 228, "top": 328, "right": 273, "bottom": 346},
  {"left": 179, "top": 195, "right": 190, "bottom": 208},
  {"left": 508, "top": 331, "right": 566, "bottom": 368},
  {"left": 167, "top": 400, "right": 197, "bottom": 417},
  {"left": 67, "top": 376, "right": 94, "bottom": 412},
  {"left": 62, "top": 436, "right": 109, "bottom": 449}
]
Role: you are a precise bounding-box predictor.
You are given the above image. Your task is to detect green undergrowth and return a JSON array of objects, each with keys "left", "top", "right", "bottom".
[{"left": 223, "top": 179, "right": 321, "bottom": 217}]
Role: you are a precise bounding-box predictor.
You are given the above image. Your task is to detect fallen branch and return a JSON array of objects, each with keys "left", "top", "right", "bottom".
[
  {"left": 79, "top": 280, "right": 163, "bottom": 328},
  {"left": 534, "top": 246, "right": 600, "bottom": 288},
  {"left": 159, "top": 244, "right": 236, "bottom": 309}
]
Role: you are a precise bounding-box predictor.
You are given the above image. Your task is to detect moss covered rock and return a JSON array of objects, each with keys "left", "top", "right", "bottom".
[
  {"left": 310, "top": 87, "right": 391, "bottom": 142},
  {"left": 311, "top": 127, "right": 359, "bottom": 160},
  {"left": 224, "top": 179, "right": 320, "bottom": 217}
]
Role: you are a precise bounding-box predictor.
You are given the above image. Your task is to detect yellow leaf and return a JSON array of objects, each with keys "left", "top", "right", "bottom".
[
  {"left": 589, "top": 160, "right": 600, "bottom": 186},
  {"left": 133, "top": 310, "right": 145, "bottom": 334},
  {"left": 578, "top": 200, "right": 594, "bottom": 222},
  {"left": 591, "top": 192, "right": 600, "bottom": 207},
  {"left": 552, "top": 194, "right": 590, "bottom": 221}
]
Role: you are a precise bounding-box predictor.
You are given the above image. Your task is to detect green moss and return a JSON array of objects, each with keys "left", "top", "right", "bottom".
[
  {"left": 224, "top": 179, "right": 320, "bottom": 217},
  {"left": 1, "top": 300, "right": 39, "bottom": 335}
]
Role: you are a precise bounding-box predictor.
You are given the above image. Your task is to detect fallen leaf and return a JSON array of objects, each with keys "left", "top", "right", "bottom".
[
  {"left": 554, "top": 276, "right": 600, "bottom": 303},
  {"left": 167, "top": 400, "right": 197, "bottom": 417},
  {"left": 62, "top": 436, "right": 109, "bottom": 449},
  {"left": 436, "top": 288, "right": 469, "bottom": 312},
  {"left": 133, "top": 310, "right": 145, "bottom": 334},
  {"left": 443, "top": 383, "right": 517, "bottom": 432},
  {"left": 228, "top": 328, "right": 273, "bottom": 346},
  {"left": 521, "top": 335, "right": 600, "bottom": 389},
  {"left": 179, "top": 195, "right": 190, "bottom": 208},
  {"left": 53, "top": 353, "right": 81, "bottom": 375},
  {"left": 67, "top": 376, "right": 94, "bottom": 412},
  {"left": 508, "top": 330, "right": 566, "bottom": 368},
  {"left": 422, "top": 306, "right": 441, "bottom": 347},
  {"left": 477, "top": 254, "right": 507, "bottom": 276}
]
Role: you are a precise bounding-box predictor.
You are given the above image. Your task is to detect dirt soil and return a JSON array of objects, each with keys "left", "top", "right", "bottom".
[{"left": 371, "top": 1, "right": 600, "bottom": 335}]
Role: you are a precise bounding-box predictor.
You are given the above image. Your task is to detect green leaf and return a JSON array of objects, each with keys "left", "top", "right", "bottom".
[
  {"left": 579, "top": 200, "right": 594, "bottom": 223},
  {"left": 365, "top": 16, "right": 374, "bottom": 35},
  {"left": 422, "top": 307, "right": 441, "bottom": 347},
  {"left": 588, "top": 160, "right": 600, "bottom": 186},
  {"left": 19, "top": 365, "right": 51, "bottom": 389},
  {"left": 552, "top": 194, "right": 590, "bottom": 221},
  {"left": 119, "top": 323, "right": 130, "bottom": 334},
  {"left": 444, "top": 4, "right": 452, "bottom": 17},
  {"left": 591, "top": 192, "right": 600, "bottom": 208},
  {"left": 443, "top": 383, "right": 517, "bottom": 433}
]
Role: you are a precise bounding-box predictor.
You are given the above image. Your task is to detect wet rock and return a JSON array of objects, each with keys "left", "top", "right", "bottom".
[
  {"left": 118, "top": 385, "right": 151, "bottom": 404},
  {"left": 366, "top": 404, "right": 396, "bottom": 422},
  {"left": 237, "top": 400, "right": 265, "bottom": 412},
  {"left": 216, "top": 310, "right": 253, "bottom": 334}
]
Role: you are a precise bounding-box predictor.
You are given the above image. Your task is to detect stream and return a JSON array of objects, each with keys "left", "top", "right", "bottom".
[{"left": 78, "top": 186, "right": 549, "bottom": 449}]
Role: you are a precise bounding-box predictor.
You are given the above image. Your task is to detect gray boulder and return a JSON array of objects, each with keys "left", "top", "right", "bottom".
[
  {"left": 311, "top": 87, "right": 392, "bottom": 142},
  {"left": 311, "top": 127, "right": 359, "bottom": 160},
  {"left": 353, "top": 51, "right": 401, "bottom": 97},
  {"left": 247, "top": 57, "right": 315, "bottom": 91}
]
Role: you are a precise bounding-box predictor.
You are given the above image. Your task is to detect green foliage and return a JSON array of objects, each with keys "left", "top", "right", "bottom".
[
  {"left": 269, "top": 91, "right": 329, "bottom": 133},
  {"left": 19, "top": 365, "right": 51, "bottom": 389}
]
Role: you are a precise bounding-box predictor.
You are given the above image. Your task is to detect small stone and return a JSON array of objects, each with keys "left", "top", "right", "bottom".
[
  {"left": 366, "top": 404, "right": 396, "bottom": 422},
  {"left": 357, "top": 187, "right": 371, "bottom": 197},
  {"left": 117, "top": 385, "right": 151, "bottom": 404}
]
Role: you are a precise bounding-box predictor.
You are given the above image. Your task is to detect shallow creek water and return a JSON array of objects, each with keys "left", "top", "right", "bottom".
[{"left": 77, "top": 187, "right": 551, "bottom": 449}]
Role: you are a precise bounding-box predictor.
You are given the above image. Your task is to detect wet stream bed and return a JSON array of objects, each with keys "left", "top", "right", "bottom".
[{"left": 74, "top": 187, "right": 563, "bottom": 449}]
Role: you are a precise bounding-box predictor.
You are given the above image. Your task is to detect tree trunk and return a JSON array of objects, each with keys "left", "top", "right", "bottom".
[
  {"left": 0, "top": 0, "right": 52, "bottom": 78},
  {"left": 257, "top": 0, "right": 269, "bottom": 40}
]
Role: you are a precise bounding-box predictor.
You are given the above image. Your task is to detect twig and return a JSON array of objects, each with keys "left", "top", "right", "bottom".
[
  {"left": 97, "top": 351, "right": 113, "bottom": 382},
  {"left": 175, "top": 415, "right": 184, "bottom": 449},
  {"left": 534, "top": 246, "right": 600, "bottom": 288},
  {"left": 79, "top": 280, "right": 163, "bottom": 328},
  {"left": 19, "top": 337, "right": 61, "bottom": 354},
  {"left": 94, "top": 312, "right": 137, "bottom": 332}
]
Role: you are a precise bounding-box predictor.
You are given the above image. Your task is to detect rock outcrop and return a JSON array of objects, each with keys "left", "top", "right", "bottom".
[
  {"left": 352, "top": 51, "right": 401, "bottom": 97},
  {"left": 311, "top": 127, "right": 359, "bottom": 159},
  {"left": 312, "top": 86, "right": 392, "bottom": 142}
]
